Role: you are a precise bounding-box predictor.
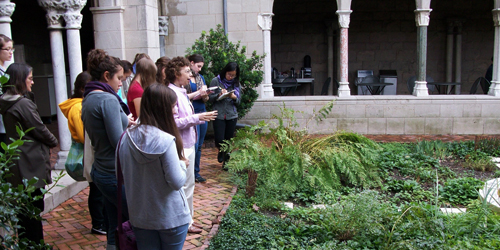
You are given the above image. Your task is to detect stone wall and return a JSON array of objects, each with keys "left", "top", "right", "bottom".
[
  {"left": 164, "top": 0, "right": 273, "bottom": 59},
  {"left": 240, "top": 96, "right": 500, "bottom": 135}
]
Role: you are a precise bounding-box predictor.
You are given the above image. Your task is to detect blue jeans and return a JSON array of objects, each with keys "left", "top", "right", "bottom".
[
  {"left": 194, "top": 122, "right": 208, "bottom": 179},
  {"left": 91, "top": 168, "right": 129, "bottom": 246},
  {"left": 133, "top": 223, "right": 189, "bottom": 250}
]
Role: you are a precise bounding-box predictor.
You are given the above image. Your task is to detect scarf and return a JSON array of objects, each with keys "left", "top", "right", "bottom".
[
  {"left": 217, "top": 75, "right": 240, "bottom": 99},
  {"left": 84, "top": 81, "right": 130, "bottom": 115}
]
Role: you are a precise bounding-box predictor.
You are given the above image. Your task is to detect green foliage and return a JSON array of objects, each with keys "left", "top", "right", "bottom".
[
  {"left": 0, "top": 127, "right": 54, "bottom": 249},
  {"left": 447, "top": 141, "right": 476, "bottom": 160},
  {"left": 475, "top": 137, "right": 500, "bottom": 156},
  {"left": 462, "top": 150, "right": 497, "bottom": 172},
  {"left": 211, "top": 189, "right": 500, "bottom": 249},
  {"left": 223, "top": 104, "right": 381, "bottom": 207},
  {"left": 440, "top": 177, "right": 484, "bottom": 205},
  {"left": 411, "top": 140, "right": 450, "bottom": 159},
  {"left": 186, "top": 24, "right": 265, "bottom": 118}
]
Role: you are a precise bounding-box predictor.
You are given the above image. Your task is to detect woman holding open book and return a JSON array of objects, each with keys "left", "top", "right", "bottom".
[
  {"left": 186, "top": 54, "right": 210, "bottom": 183},
  {"left": 208, "top": 62, "right": 241, "bottom": 170}
]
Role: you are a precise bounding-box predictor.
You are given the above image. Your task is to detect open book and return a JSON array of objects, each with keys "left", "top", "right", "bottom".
[
  {"left": 217, "top": 90, "right": 235, "bottom": 101},
  {"left": 193, "top": 86, "right": 220, "bottom": 100}
]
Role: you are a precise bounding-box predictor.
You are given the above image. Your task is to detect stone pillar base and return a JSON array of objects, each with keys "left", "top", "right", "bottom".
[
  {"left": 413, "top": 81, "right": 429, "bottom": 96},
  {"left": 260, "top": 83, "right": 274, "bottom": 98},
  {"left": 489, "top": 82, "right": 500, "bottom": 96},
  {"left": 338, "top": 81, "right": 351, "bottom": 97},
  {"left": 54, "top": 150, "right": 69, "bottom": 170}
]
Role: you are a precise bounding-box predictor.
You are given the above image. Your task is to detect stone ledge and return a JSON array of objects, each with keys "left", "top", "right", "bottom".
[
  {"left": 42, "top": 170, "right": 89, "bottom": 215},
  {"left": 479, "top": 178, "right": 500, "bottom": 214}
]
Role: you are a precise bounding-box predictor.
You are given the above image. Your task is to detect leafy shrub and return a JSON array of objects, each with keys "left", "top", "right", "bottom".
[
  {"left": 186, "top": 24, "right": 264, "bottom": 118},
  {"left": 440, "top": 177, "right": 484, "bottom": 205},
  {"left": 224, "top": 104, "right": 381, "bottom": 206},
  {"left": 0, "top": 127, "right": 54, "bottom": 249}
]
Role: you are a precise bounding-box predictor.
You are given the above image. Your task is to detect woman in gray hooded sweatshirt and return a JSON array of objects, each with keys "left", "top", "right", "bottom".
[{"left": 118, "top": 83, "right": 190, "bottom": 250}]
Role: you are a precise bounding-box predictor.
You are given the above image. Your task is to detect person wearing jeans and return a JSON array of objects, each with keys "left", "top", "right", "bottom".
[{"left": 186, "top": 54, "right": 209, "bottom": 183}]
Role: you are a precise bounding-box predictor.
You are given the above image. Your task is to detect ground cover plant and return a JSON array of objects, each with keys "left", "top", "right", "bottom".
[{"left": 209, "top": 104, "right": 500, "bottom": 249}]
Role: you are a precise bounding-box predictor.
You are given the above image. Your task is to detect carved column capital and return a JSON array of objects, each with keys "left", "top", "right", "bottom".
[
  {"left": 0, "top": 1, "right": 15, "bottom": 23},
  {"left": 336, "top": 10, "right": 352, "bottom": 28},
  {"left": 258, "top": 13, "right": 274, "bottom": 31},
  {"left": 46, "top": 13, "right": 64, "bottom": 29},
  {"left": 493, "top": 9, "right": 500, "bottom": 27},
  {"left": 38, "top": 0, "right": 86, "bottom": 29},
  {"left": 64, "top": 13, "right": 82, "bottom": 29},
  {"left": 415, "top": 9, "right": 432, "bottom": 27},
  {"left": 159, "top": 16, "right": 169, "bottom": 36}
]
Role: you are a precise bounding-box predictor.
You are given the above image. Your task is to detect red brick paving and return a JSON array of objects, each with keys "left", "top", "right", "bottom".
[
  {"left": 43, "top": 147, "right": 233, "bottom": 250},
  {"left": 43, "top": 131, "right": 500, "bottom": 249}
]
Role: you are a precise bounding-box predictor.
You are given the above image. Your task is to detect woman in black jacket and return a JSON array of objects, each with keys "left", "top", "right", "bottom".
[
  {"left": 208, "top": 62, "right": 241, "bottom": 168},
  {"left": 0, "top": 62, "right": 58, "bottom": 244}
]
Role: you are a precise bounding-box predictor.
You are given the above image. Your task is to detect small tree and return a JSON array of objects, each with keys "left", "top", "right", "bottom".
[{"left": 186, "top": 24, "right": 265, "bottom": 118}]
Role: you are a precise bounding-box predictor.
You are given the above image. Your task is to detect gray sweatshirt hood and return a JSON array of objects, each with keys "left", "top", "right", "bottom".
[{"left": 125, "top": 125, "right": 174, "bottom": 164}]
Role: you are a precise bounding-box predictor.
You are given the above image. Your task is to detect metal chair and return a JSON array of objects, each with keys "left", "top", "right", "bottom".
[
  {"left": 361, "top": 75, "right": 380, "bottom": 94},
  {"left": 470, "top": 77, "right": 491, "bottom": 94},
  {"left": 321, "top": 77, "right": 331, "bottom": 95},
  {"left": 276, "top": 77, "right": 298, "bottom": 96}
]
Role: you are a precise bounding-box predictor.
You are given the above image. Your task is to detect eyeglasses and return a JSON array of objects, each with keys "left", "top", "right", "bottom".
[{"left": 1, "top": 48, "right": 14, "bottom": 53}]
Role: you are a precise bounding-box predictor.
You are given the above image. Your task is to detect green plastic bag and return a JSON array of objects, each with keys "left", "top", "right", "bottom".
[{"left": 65, "top": 141, "right": 86, "bottom": 181}]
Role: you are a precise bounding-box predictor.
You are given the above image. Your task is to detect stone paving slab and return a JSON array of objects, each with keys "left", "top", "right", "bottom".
[{"left": 42, "top": 148, "right": 233, "bottom": 250}]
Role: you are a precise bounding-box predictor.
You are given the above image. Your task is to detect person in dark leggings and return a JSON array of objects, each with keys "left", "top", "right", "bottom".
[{"left": 208, "top": 62, "right": 241, "bottom": 169}]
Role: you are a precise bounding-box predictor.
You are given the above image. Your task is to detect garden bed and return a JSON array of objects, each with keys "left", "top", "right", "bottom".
[{"left": 208, "top": 106, "right": 500, "bottom": 249}]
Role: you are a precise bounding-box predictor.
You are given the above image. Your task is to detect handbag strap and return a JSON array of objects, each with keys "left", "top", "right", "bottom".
[{"left": 116, "top": 131, "right": 127, "bottom": 231}]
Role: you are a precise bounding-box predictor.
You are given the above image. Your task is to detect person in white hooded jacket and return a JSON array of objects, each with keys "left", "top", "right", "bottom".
[{"left": 118, "top": 83, "right": 190, "bottom": 250}]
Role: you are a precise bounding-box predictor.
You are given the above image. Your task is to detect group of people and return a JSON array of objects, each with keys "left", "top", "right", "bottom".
[{"left": 0, "top": 32, "right": 242, "bottom": 250}]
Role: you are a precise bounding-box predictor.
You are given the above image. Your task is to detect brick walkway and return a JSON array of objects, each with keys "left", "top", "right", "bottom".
[{"left": 42, "top": 147, "right": 234, "bottom": 250}]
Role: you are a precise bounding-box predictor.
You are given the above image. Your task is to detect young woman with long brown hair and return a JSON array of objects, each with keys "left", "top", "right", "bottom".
[
  {"left": 127, "top": 57, "right": 157, "bottom": 120},
  {"left": 119, "top": 83, "right": 190, "bottom": 249}
]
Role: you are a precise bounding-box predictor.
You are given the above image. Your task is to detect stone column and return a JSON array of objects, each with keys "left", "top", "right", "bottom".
[
  {"left": 325, "top": 20, "right": 335, "bottom": 95},
  {"left": 336, "top": 10, "right": 352, "bottom": 97},
  {"left": 64, "top": 4, "right": 85, "bottom": 92},
  {"left": 445, "top": 22, "right": 454, "bottom": 83},
  {"left": 454, "top": 21, "right": 463, "bottom": 94},
  {"left": 258, "top": 13, "right": 274, "bottom": 98},
  {"left": 413, "top": 8, "right": 432, "bottom": 96},
  {"left": 0, "top": 0, "right": 15, "bottom": 67},
  {"left": 490, "top": 8, "right": 500, "bottom": 96},
  {"left": 159, "top": 16, "right": 168, "bottom": 57},
  {"left": 38, "top": 0, "right": 71, "bottom": 169},
  {"left": 90, "top": 6, "right": 126, "bottom": 59}
]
